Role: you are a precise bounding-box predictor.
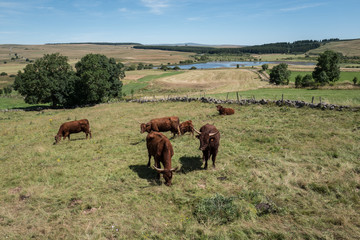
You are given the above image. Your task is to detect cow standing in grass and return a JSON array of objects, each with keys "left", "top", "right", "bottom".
[
  {"left": 179, "top": 120, "right": 194, "bottom": 136},
  {"left": 146, "top": 131, "right": 178, "bottom": 186},
  {"left": 140, "top": 116, "right": 180, "bottom": 137},
  {"left": 194, "top": 124, "right": 220, "bottom": 169},
  {"left": 54, "top": 119, "right": 91, "bottom": 144},
  {"left": 216, "top": 105, "right": 235, "bottom": 115}
]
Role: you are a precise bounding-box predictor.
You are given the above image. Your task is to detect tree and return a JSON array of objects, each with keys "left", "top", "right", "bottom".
[
  {"left": 312, "top": 50, "right": 340, "bottom": 85},
  {"left": 137, "top": 63, "right": 144, "bottom": 70},
  {"left": 74, "top": 54, "right": 124, "bottom": 105},
  {"left": 295, "top": 74, "right": 302, "bottom": 88},
  {"left": 261, "top": 64, "right": 269, "bottom": 71},
  {"left": 14, "top": 53, "right": 77, "bottom": 106},
  {"left": 269, "top": 63, "right": 291, "bottom": 85}
]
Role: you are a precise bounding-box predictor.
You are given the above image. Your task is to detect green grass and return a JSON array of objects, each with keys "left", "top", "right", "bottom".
[
  {"left": 210, "top": 88, "right": 360, "bottom": 106},
  {"left": 122, "top": 71, "right": 184, "bottom": 96},
  {"left": 0, "top": 96, "right": 50, "bottom": 109},
  {"left": 0, "top": 101, "right": 359, "bottom": 239}
]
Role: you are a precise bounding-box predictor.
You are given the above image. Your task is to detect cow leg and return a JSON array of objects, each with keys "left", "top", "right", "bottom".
[
  {"left": 211, "top": 149, "right": 218, "bottom": 169},
  {"left": 155, "top": 159, "right": 161, "bottom": 180},
  {"left": 203, "top": 150, "right": 210, "bottom": 170},
  {"left": 64, "top": 133, "right": 70, "bottom": 141},
  {"left": 147, "top": 154, "right": 151, "bottom": 167}
]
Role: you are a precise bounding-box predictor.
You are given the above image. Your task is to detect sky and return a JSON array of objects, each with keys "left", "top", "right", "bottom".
[{"left": 0, "top": 0, "right": 359, "bottom": 45}]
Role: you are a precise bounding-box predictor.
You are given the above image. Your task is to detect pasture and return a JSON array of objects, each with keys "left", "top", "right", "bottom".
[{"left": 0, "top": 101, "right": 359, "bottom": 239}]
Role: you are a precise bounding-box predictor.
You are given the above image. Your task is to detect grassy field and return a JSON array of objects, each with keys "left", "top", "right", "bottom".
[
  {"left": 0, "top": 96, "right": 50, "bottom": 110},
  {"left": 0, "top": 44, "right": 194, "bottom": 75},
  {"left": 209, "top": 88, "right": 360, "bottom": 106},
  {"left": 308, "top": 39, "right": 360, "bottom": 57},
  {"left": 0, "top": 101, "right": 359, "bottom": 239}
]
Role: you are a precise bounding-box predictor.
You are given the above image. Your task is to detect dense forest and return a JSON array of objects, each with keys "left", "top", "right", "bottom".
[{"left": 133, "top": 39, "right": 340, "bottom": 54}]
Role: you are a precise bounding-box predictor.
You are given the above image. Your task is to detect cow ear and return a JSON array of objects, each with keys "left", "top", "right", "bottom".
[{"left": 196, "top": 135, "right": 200, "bottom": 139}]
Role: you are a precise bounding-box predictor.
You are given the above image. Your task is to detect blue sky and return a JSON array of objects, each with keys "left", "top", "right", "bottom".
[{"left": 0, "top": 0, "right": 359, "bottom": 45}]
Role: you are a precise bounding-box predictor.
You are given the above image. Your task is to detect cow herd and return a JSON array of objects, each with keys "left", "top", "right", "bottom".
[{"left": 53, "top": 105, "right": 235, "bottom": 186}]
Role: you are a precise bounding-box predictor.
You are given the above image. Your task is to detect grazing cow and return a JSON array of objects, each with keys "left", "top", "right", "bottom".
[
  {"left": 140, "top": 116, "right": 180, "bottom": 137},
  {"left": 146, "top": 131, "right": 178, "bottom": 186},
  {"left": 216, "top": 105, "right": 235, "bottom": 115},
  {"left": 194, "top": 124, "right": 220, "bottom": 169},
  {"left": 54, "top": 119, "right": 91, "bottom": 144},
  {"left": 179, "top": 120, "right": 194, "bottom": 136}
]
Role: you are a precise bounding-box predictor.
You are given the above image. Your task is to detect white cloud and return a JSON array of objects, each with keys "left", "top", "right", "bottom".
[
  {"left": 141, "top": 0, "right": 170, "bottom": 15},
  {"left": 280, "top": 3, "right": 324, "bottom": 12}
]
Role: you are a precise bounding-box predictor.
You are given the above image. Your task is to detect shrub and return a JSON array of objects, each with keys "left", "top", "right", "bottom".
[
  {"left": 269, "top": 63, "right": 291, "bottom": 85},
  {"left": 194, "top": 194, "right": 239, "bottom": 225},
  {"left": 0, "top": 72, "right": 7, "bottom": 76},
  {"left": 353, "top": 77, "right": 358, "bottom": 85}
]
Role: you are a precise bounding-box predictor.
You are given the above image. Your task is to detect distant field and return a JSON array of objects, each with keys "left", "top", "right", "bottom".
[
  {"left": 0, "top": 44, "right": 194, "bottom": 75},
  {"left": 308, "top": 39, "right": 360, "bottom": 57},
  {"left": 154, "top": 69, "right": 268, "bottom": 94}
]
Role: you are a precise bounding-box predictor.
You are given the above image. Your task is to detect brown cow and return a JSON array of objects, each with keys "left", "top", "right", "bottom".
[
  {"left": 54, "top": 119, "right": 92, "bottom": 144},
  {"left": 140, "top": 116, "right": 180, "bottom": 137},
  {"left": 194, "top": 124, "right": 220, "bottom": 169},
  {"left": 179, "top": 120, "right": 194, "bottom": 136},
  {"left": 146, "top": 131, "right": 178, "bottom": 186},
  {"left": 216, "top": 105, "right": 235, "bottom": 115}
]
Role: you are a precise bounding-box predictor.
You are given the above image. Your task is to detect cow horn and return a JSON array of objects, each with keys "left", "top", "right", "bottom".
[
  {"left": 170, "top": 166, "right": 179, "bottom": 172},
  {"left": 153, "top": 165, "right": 164, "bottom": 173},
  {"left": 193, "top": 127, "right": 201, "bottom": 134},
  {"left": 209, "top": 131, "right": 219, "bottom": 137}
]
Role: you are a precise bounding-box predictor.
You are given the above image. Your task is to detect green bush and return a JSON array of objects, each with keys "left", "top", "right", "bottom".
[{"left": 194, "top": 194, "right": 239, "bottom": 225}]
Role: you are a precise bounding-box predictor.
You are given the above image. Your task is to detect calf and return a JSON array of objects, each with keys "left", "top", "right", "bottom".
[
  {"left": 179, "top": 120, "right": 194, "bottom": 136},
  {"left": 216, "top": 105, "right": 235, "bottom": 115},
  {"left": 194, "top": 124, "right": 220, "bottom": 169},
  {"left": 146, "top": 131, "right": 178, "bottom": 186},
  {"left": 140, "top": 116, "right": 180, "bottom": 137},
  {"left": 54, "top": 119, "right": 91, "bottom": 144}
]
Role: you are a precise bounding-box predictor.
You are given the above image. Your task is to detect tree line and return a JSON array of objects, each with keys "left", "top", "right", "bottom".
[
  {"left": 13, "top": 53, "right": 125, "bottom": 107},
  {"left": 268, "top": 50, "right": 345, "bottom": 87},
  {"left": 133, "top": 39, "right": 340, "bottom": 55}
]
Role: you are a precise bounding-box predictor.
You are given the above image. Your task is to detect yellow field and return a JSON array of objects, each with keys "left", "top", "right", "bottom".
[
  {"left": 0, "top": 44, "right": 193, "bottom": 74},
  {"left": 155, "top": 69, "right": 269, "bottom": 93}
]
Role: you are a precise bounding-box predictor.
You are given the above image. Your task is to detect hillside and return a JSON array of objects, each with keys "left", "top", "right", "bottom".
[{"left": 308, "top": 39, "right": 360, "bottom": 57}]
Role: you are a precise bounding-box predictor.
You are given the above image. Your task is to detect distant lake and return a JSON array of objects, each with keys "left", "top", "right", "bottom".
[{"left": 170, "top": 61, "right": 315, "bottom": 70}]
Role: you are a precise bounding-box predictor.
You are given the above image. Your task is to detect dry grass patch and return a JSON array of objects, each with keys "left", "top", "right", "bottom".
[{"left": 155, "top": 69, "right": 269, "bottom": 93}]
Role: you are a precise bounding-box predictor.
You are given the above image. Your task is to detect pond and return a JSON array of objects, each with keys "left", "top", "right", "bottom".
[{"left": 170, "top": 61, "right": 315, "bottom": 70}]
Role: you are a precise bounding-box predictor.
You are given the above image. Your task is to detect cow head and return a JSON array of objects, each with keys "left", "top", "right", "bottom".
[
  {"left": 195, "top": 129, "right": 219, "bottom": 151},
  {"left": 153, "top": 166, "right": 178, "bottom": 186},
  {"left": 140, "top": 123, "right": 151, "bottom": 133},
  {"left": 179, "top": 120, "right": 193, "bottom": 135},
  {"left": 54, "top": 135, "right": 61, "bottom": 145},
  {"left": 216, "top": 105, "right": 223, "bottom": 111}
]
